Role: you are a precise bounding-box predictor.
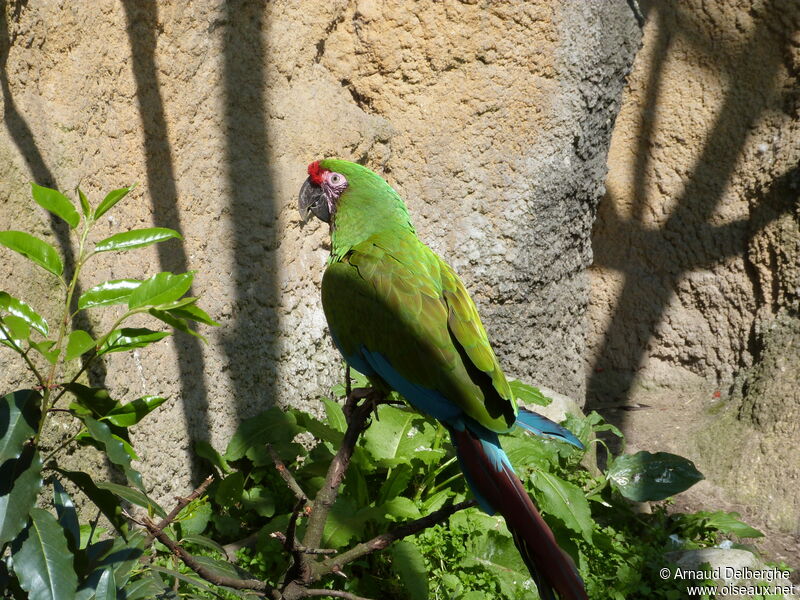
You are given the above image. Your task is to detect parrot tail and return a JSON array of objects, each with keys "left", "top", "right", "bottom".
[{"left": 449, "top": 424, "right": 588, "bottom": 600}]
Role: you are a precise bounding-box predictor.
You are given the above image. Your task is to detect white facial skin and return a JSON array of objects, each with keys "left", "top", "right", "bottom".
[{"left": 322, "top": 171, "right": 348, "bottom": 214}]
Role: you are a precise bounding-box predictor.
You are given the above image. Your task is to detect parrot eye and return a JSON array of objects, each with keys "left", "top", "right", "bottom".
[{"left": 329, "top": 173, "right": 343, "bottom": 185}]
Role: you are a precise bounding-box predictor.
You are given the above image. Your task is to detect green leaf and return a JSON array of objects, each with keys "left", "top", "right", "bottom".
[
  {"left": 78, "top": 279, "right": 141, "bottom": 309},
  {"left": 215, "top": 472, "right": 245, "bottom": 508},
  {"left": 148, "top": 565, "right": 218, "bottom": 595},
  {"left": 180, "top": 534, "right": 227, "bottom": 557},
  {"left": 102, "top": 396, "right": 166, "bottom": 427},
  {"left": 94, "top": 185, "right": 136, "bottom": 220},
  {"left": 421, "top": 489, "right": 450, "bottom": 514},
  {"left": 94, "top": 481, "right": 166, "bottom": 518},
  {"left": 194, "top": 441, "right": 231, "bottom": 474},
  {"left": 1, "top": 315, "right": 29, "bottom": 346},
  {"left": 529, "top": 470, "right": 593, "bottom": 543},
  {"left": 0, "top": 390, "right": 40, "bottom": 463},
  {"left": 508, "top": 379, "right": 551, "bottom": 407},
  {"left": 97, "top": 327, "right": 170, "bottom": 355},
  {"left": 94, "top": 227, "right": 182, "bottom": 253},
  {"left": 148, "top": 308, "right": 205, "bottom": 341},
  {"left": 152, "top": 296, "right": 198, "bottom": 311},
  {"left": 294, "top": 411, "right": 343, "bottom": 446},
  {"left": 362, "top": 405, "right": 429, "bottom": 467},
  {"left": 391, "top": 541, "right": 429, "bottom": 600},
  {"left": 168, "top": 302, "right": 219, "bottom": 326},
  {"left": 31, "top": 183, "right": 80, "bottom": 229},
  {"left": 83, "top": 417, "right": 144, "bottom": 490},
  {"left": 64, "top": 384, "right": 119, "bottom": 418},
  {"left": 178, "top": 502, "right": 212, "bottom": 537},
  {"left": 464, "top": 527, "right": 531, "bottom": 598},
  {"left": 699, "top": 511, "right": 763, "bottom": 538},
  {"left": 323, "top": 497, "right": 369, "bottom": 547},
  {"left": 607, "top": 451, "right": 704, "bottom": 502},
  {"left": 11, "top": 508, "right": 78, "bottom": 600},
  {"left": 75, "top": 534, "right": 144, "bottom": 599},
  {"left": 0, "top": 231, "right": 63, "bottom": 276},
  {"left": 0, "top": 445, "right": 43, "bottom": 546},
  {"left": 224, "top": 407, "right": 300, "bottom": 462},
  {"left": 380, "top": 496, "right": 421, "bottom": 521},
  {"left": 242, "top": 486, "right": 275, "bottom": 518},
  {"left": 64, "top": 330, "right": 95, "bottom": 361},
  {"left": 0, "top": 292, "right": 48, "bottom": 335},
  {"left": 29, "top": 340, "right": 59, "bottom": 363},
  {"left": 52, "top": 479, "right": 80, "bottom": 551},
  {"left": 77, "top": 188, "right": 92, "bottom": 219},
  {"left": 122, "top": 575, "right": 167, "bottom": 600},
  {"left": 378, "top": 464, "right": 413, "bottom": 504},
  {"left": 92, "top": 568, "right": 116, "bottom": 600},
  {"left": 127, "top": 271, "right": 194, "bottom": 309},
  {"left": 322, "top": 397, "right": 346, "bottom": 433},
  {"left": 55, "top": 469, "right": 127, "bottom": 536}
]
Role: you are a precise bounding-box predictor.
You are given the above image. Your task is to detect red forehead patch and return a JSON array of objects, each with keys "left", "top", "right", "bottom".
[{"left": 308, "top": 161, "right": 325, "bottom": 185}]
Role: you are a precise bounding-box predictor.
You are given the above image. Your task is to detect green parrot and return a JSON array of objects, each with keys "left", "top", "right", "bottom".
[{"left": 298, "top": 159, "right": 588, "bottom": 600}]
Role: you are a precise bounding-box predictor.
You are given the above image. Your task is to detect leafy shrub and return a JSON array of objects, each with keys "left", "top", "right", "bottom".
[
  {"left": 164, "top": 373, "right": 763, "bottom": 600},
  {"left": 0, "top": 183, "right": 215, "bottom": 599}
]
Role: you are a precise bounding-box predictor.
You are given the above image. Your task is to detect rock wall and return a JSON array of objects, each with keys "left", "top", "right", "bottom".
[
  {"left": 589, "top": 0, "right": 799, "bottom": 535},
  {"left": 0, "top": 0, "right": 639, "bottom": 501}
]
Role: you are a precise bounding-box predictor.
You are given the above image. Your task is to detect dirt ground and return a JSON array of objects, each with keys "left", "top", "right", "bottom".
[{"left": 588, "top": 381, "right": 800, "bottom": 586}]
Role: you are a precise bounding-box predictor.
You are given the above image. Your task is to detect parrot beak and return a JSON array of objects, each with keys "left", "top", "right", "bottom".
[{"left": 298, "top": 177, "right": 331, "bottom": 224}]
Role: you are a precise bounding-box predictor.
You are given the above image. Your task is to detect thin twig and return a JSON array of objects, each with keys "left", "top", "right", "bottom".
[
  {"left": 302, "top": 590, "right": 375, "bottom": 600},
  {"left": 270, "top": 533, "right": 337, "bottom": 555},
  {"left": 144, "top": 475, "right": 214, "bottom": 545},
  {"left": 141, "top": 516, "right": 273, "bottom": 593},
  {"left": 312, "top": 499, "right": 477, "bottom": 578},
  {"left": 268, "top": 443, "right": 308, "bottom": 503}
]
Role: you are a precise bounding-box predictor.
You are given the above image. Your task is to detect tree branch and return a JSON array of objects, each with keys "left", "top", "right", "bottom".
[
  {"left": 141, "top": 516, "right": 274, "bottom": 594},
  {"left": 302, "top": 390, "right": 383, "bottom": 552},
  {"left": 144, "top": 475, "right": 214, "bottom": 546},
  {"left": 268, "top": 443, "right": 309, "bottom": 504},
  {"left": 312, "top": 499, "right": 477, "bottom": 578}
]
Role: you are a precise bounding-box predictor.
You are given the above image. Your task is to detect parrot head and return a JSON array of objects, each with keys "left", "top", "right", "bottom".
[
  {"left": 298, "top": 159, "right": 413, "bottom": 228},
  {"left": 298, "top": 160, "right": 341, "bottom": 224}
]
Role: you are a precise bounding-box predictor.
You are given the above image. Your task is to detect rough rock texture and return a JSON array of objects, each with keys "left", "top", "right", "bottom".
[
  {"left": 588, "top": 0, "right": 800, "bottom": 537},
  {"left": 0, "top": 1, "right": 639, "bottom": 502}
]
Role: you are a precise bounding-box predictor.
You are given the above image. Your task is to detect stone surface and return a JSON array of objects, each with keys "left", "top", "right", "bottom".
[
  {"left": 587, "top": 0, "right": 800, "bottom": 542},
  {"left": 0, "top": 2, "right": 640, "bottom": 502},
  {"left": 589, "top": 0, "right": 799, "bottom": 395}
]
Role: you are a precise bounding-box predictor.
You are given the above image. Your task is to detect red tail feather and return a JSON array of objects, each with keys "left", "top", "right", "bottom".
[{"left": 451, "top": 427, "right": 588, "bottom": 600}]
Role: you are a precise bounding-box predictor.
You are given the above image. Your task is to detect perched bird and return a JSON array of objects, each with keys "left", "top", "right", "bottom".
[{"left": 298, "top": 159, "right": 588, "bottom": 600}]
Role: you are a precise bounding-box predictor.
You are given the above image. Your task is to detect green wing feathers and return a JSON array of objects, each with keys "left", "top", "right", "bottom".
[{"left": 322, "top": 229, "right": 517, "bottom": 432}]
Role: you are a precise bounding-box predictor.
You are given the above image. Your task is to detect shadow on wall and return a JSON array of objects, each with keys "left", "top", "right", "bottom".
[
  {"left": 588, "top": 0, "right": 799, "bottom": 410},
  {"left": 218, "top": 0, "right": 279, "bottom": 420},
  {"left": 122, "top": 1, "right": 212, "bottom": 484},
  {"left": 0, "top": 1, "right": 107, "bottom": 389},
  {"left": 122, "top": 0, "right": 279, "bottom": 482}
]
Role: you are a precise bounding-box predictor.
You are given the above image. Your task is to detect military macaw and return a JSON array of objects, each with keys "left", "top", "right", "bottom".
[{"left": 298, "top": 159, "right": 588, "bottom": 600}]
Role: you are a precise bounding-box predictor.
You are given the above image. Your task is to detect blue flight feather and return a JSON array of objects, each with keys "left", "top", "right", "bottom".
[{"left": 516, "top": 407, "right": 584, "bottom": 449}]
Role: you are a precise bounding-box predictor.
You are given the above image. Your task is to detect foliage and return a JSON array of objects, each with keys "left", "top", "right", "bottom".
[
  {"left": 0, "top": 184, "right": 771, "bottom": 600},
  {"left": 0, "top": 183, "right": 216, "bottom": 599},
  {"left": 150, "top": 374, "right": 764, "bottom": 600}
]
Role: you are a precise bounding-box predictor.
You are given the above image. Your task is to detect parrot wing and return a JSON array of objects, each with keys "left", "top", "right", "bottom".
[{"left": 321, "top": 230, "right": 517, "bottom": 433}]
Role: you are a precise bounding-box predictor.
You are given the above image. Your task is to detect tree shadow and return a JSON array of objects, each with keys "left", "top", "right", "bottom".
[
  {"left": 219, "top": 0, "right": 279, "bottom": 421},
  {"left": 122, "top": 1, "right": 211, "bottom": 483},
  {"left": 588, "top": 0, "right": 799, "bottom": 415},
  {"left": 0, "top": 2, "right": 106, "bottom": 388}
]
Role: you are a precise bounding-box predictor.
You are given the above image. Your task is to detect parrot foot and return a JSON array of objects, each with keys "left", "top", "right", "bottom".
[{"left": 343, "top": 386, "right": 385, "bottom": 423}]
